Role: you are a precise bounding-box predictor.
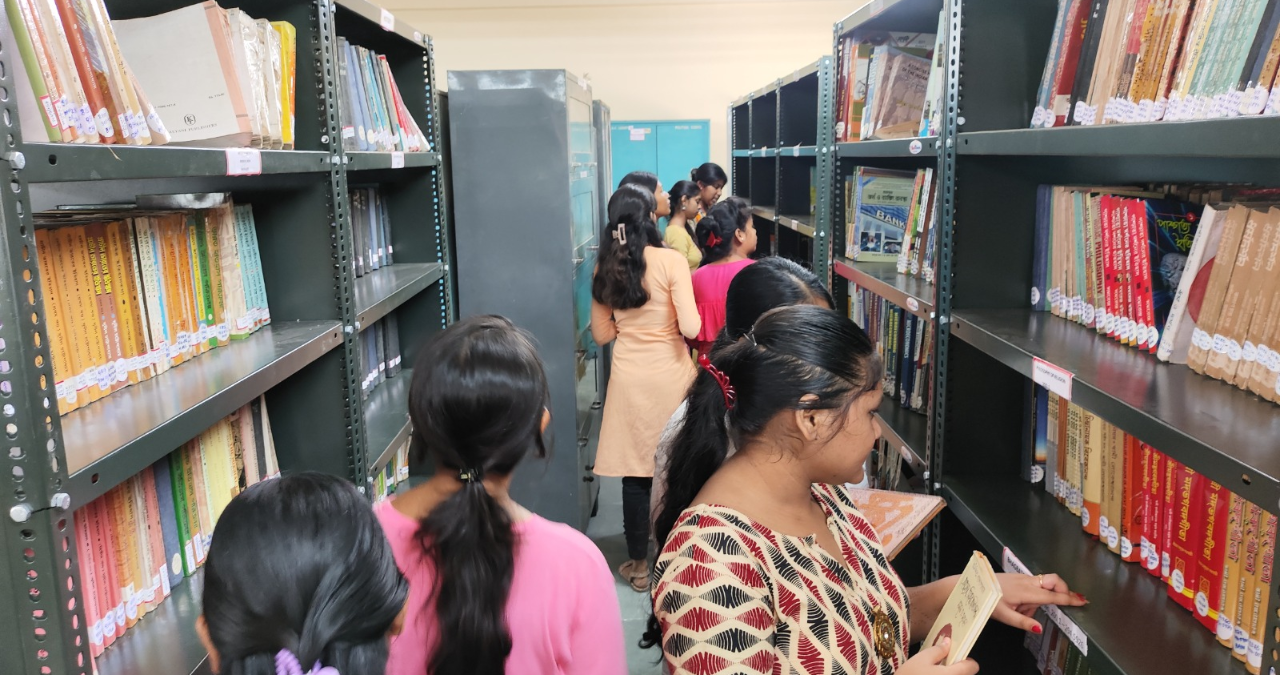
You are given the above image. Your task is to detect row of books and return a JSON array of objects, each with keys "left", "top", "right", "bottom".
[
  {"left": 850, "top": 285, "right": 933, "bottom": 413},
  {"left": 845, "top": 167, "right": 938, "bottom": 282},
  {"left": 1032, "top": 0, "right": 1280, "bottom": 128},
  {"left": 78, "top": 398, "right": 278, "bottom": 659},
  {"left": 834, "top": 15, "right": 944, "bottom": 142},
  {"left": 1024, "top": 614, "right": 1096, "bottom": 675},
  {"left": 337, "top": 37, "right": 430, "bottom": 153},
  {"left": 114, "top": 2, "right": 295, "bottom": 148},
  {"left": 351, "top": 187, "right": 395, "bottom": 278},
  {"left": 1029, "top": 388, "right": 1277, "bottom": 672},
  {"left": 34, "top": 199, "right": 270, "bottom": 415},
  {"left": 1033, "top": 185, "right": 1280, "bottom": 403},
  {"left": 372, "top": 436, "right": 410, "bottom": 503},
  {"left": 6, "top": 0, "right": 169, "bottom": 144},
  {"left": 360, "top": 315, "right": 403, "bottom": 401}
]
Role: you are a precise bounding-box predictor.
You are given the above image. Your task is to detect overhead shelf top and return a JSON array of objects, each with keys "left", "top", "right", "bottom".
[
  {"left": 23, "top": 145, "right": 331, "bottom": 183},
  {"left": 957, "top": 118, "right": 1280, "bottom": 158},
  {"left": 335, "top": 0, "right": 431, "bottom": 48},
  {"left": 836, "top": 0, "right": 944, "bottom": 38}
]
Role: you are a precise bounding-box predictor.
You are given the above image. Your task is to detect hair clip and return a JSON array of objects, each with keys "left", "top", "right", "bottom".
[
  {"left": 458, "top": 469, "right": 481, "bottom": 484},
  {"left": 275, "top": 650, "right": 339, "bottom": 675},
  {"left": 612, "top": 225, "right": 627, "bottom": 245},
  {"left": 705, "top": 231, "right": 723, "bottom": 248},
  {"left": 745, "top": 328, "right": 758, "bottom": 347},
  {"left": 697, "top": 354, "right": 736, "bottom": 410}
]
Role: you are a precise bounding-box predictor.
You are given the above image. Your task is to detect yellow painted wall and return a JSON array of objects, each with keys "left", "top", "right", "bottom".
[{"left": 395, "top": 1, "right": 867, "bottom": 168}]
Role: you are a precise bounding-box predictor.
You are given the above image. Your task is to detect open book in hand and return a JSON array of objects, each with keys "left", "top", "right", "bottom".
[
  {"left": 923, "top": 551, "right": 1003, "bottom": 666},
  {"left": 846, "top": 488, "right": 945, "bottom": 560}
]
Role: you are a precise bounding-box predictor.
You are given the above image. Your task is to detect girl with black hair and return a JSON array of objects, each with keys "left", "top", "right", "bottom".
[
  {"left": 377, "top": 315, "right": 626, "bottom": 675},
  {"left": 198, "top": 472, "right": 409, "bottom": 675},
  {"left": 592, "top": 184, "right": 700, "bottom": 592},
  {"left": 690, "top": 197, "right": 757, "bottom": 358},
  {"left": 690, "top": 162, "right": 728, "bottom": 220},
  {"left": 650, "top": 256, "right": 834, "bottom": 523},
  {"left": 618, "top": 170, "right": 672, "bottom": 219},
  {"left": 645, "top": 305, "right": 1086, "bottom": 675},
  {"left": 664, "top": 180, "right": 704, "bottom": 271}
]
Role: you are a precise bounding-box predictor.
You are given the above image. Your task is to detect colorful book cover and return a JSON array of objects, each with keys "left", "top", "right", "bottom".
[
  {"left": 1145, "top": 198, "right": 1203, "bottom": 351},
  {"left": 1167, "top": 466, "right": 1203, "bottom": 611},
  {"left": 850, "top": 168, "right": 917, "bottom": 262},
  {"left": 74, "top": 504, "right": 103, "bottom": 656},
  {"left": 1121, "top": 434, "right": 1144, "bottom": 562},
  {"left": 1080, "top": 410, "right": 1102, "bottom": 536},
  {"left": 152, "top": 455, "right": 185, "bottom": 591},
  {"left": 169, "top": 448, "right": 196, "bottom": 576},
  {"left": 1194, "top": 480, "right": 1229, "bottom": 631}
]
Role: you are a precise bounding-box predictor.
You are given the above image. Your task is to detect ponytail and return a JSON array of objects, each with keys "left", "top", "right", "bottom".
[
  {"left": 417, "top": 479, "right": 516, "bottom": 675},
  {"left": 405, "top": 316, "right": 552, "bottom": 675},
  {"left": 697, "top": 197, "right": 750, "bottom": 265}
]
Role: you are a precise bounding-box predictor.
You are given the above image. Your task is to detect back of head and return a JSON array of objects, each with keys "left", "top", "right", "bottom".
[
  {"left": 668, "top": 180, "right": 701, "bottom": 220},
  {"left": 408, "top": 314, "right": 550, "bottom": 675},
  {"left": 594, "top": 184, "right": 661, "bottom": 309},
  {"left": 618, "top": 170, "right": 659, "bottom": 193},
  {"left": 696, "top": 197, "right": 750, "bottom": 264},
  {"left": 203, "top": 472, "right": 408, "bottom": 675},
  {"left": 690, "top": 162, "right": 728, "bottom": 187},
  {"left": 719, "top": 257, "right": 834, "bottom": 347}
]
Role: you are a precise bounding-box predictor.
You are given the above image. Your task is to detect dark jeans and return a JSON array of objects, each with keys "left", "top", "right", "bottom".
[{"left": 621, "top": 476, "right": 653, "bottom": 561}]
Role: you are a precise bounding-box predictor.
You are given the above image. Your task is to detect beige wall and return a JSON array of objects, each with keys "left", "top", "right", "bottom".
[{"left": 395, "top": 1, "right": 866, "bottom": 169}]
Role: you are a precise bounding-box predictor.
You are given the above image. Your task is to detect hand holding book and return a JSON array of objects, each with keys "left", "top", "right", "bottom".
[{"left": 895, "top": 637, "right": 979, "bottom": 675}]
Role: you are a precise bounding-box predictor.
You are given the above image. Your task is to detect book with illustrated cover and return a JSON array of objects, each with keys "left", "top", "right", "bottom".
[
  {"left": 923, "top": 551, "right": 1003, "bottom": 665},
  {"left": 848, "top": 168, "right": 917, "bottom": 262},
  {"left": 847, "top": 489, "right": 945, "bottom": 560}
]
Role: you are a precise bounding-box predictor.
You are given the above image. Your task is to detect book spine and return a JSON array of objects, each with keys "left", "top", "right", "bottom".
[
  {"left": 1122, "top": 434, "right": 1144, "bottom": 562},
  {"left": 139, "top": 470, "right": 167, "bottom": 602},
  {"left": 67, "top": 226, "right": 109, "bottom": 401},
  {"left": 104, "top": 221, "right": 145, "bottom": 384},
  {"left": 53, "top": 0, "right": 113, "bottom": 141},
  {"left": 87, "top": 499, "right": 119, "bottom": 646},
  {"left": 1195, "top": 480, "right": 1230, "bottom": 631},
  {"left": 1246, "top": 511, "right": 1277, "bottom": 673},
  {"left": 1235, "top": 502, "right": 1263, "bottom": 660},
  {"left": 1218, "top": 492, "right": 1247, "bottom": 646},
  {"left": 74, "top": 505, "right": 103, "bottom": 656},
  {"left": 169, "top": 448, "right": 195, "bottom": 577},
  {"left": 34, "top": 229, "right": 77, "bottom": 412},
  {"left": 85, "top": 223, "right": 126, "bottom": 390},
  {"left": 6, "top": 0, "right": 63, "bottom": 140},
  {"left": 1081, "top": 410, "right": 1102, "bottom": 534},
  {"left": 1167, "top": 465, "right": 1202, "bottom": 610},
  {"left": 151, "top": 455, "right": 183, "bottom": 593}
]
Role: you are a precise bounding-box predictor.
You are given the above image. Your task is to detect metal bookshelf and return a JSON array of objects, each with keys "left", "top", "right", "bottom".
[
  {"left": 0, "top": 1, "right": 452, "bottom": 674},
  {"left": 726, "top": 56, "right": 835, "bottom": 279}
]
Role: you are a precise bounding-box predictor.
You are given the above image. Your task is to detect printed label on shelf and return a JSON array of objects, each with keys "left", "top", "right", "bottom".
[
  {"left": 391, "top": 151, "right": 405, "bottom": 169},
  {"left": 380, "top": 8, "right": 395, "bottom": 31},
  {"left": 1031, "top": 357, "right": 1073, "bottom": 401},
  {"left": 226, "top": 148, "right": 263, "bottom": 176},
  {"left": 414, "top": 30, "right": 423, "bottom": 44},
  {"left": 909, "top": 139, "right": 923, "bottom": 155},
  {"left": 630, "top": 127, "right": 646, "bottom": 141},
  {"left": 792, "top": 146, "right": 801, "bottom": 156},
  {"left": 1002, "top": 547, "right": 1088, "bottom": 656},
  {"left": 906, "top": 297, "right": 920, "bottom": 313}
]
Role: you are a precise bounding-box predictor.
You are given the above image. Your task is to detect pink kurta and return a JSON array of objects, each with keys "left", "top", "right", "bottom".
[
  {"left": 591, "top": 247, "right": 700, "bottom": 477},
  {"left": 690, "top": 258, "right": 754, "bottom": 357},
  {"left": 377, "top": 501, "right": 627, "bottom": 675}
]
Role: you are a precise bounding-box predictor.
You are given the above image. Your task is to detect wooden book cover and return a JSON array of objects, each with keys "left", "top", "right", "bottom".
[
  {"left": 1194, "top": 480, "right": 1229, "bottom": 631},
  {"left": 1167, "top": 466, "right": 1203, "bottom": 610},
  {"left": 1189, "top": 205, "right": 1251, "bottom": 372},
  {"left": 847, "top": 488, "right": 945, "bottom": 560},
  {"left": 1081, "top": 409, "right": 1103, "bottom": 535},
  {"left": 923, "top": 551, "right": 1003, "bottom": 665},
  {"left": 1218, "top": 492, "right": 1247, "bottom": 646},
  {"left": 1246, "top": 511, "right": 1277, "bottom": 673},
  {"left": 1206, "top": 208, "right": 1276, "bottom": 380}
]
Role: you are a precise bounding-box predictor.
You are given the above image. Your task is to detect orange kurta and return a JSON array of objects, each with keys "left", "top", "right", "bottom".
[{"left": 591, "top": 247, "right": 700, "bottom": 477}]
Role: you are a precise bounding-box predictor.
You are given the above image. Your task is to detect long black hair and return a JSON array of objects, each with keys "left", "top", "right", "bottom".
[
  {"left": 618, "top": 170, "right": 659, "bottom": 193},
  {"left": 719, "top": 257, "right": 834, "bottom": 347},
  {"left": 408, "top": 315, "right": 551, "bottom": 675},
  {"left": 202, "top": 473, "right": 409, "bottom": 675},
  {"left": 691, "top": 162, "right": 727, "bottom": 187},
  {"left": 696, "top": 197, "right": 750, "bottom": 264},
  {"left": 667, "top": 180, "right": 701, "bottom": 238},
  {"left": 593, "top": 184, "right": 662, "bottom": 309},
  {"left": 643, "top": 305, "right": 882, "bottom": 648}
]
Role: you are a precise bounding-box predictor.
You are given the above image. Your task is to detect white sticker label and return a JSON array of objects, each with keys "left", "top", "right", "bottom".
[
  {"left": 380, "top": 8, "right": 395, "bottom": 30},
  {"left": 630, "top": 127, "right": 646, "bottom": 141},
  {"left": 1227, "top": 339, "right": 1243, "bottom": 362},
  {"left": 342, "top": 126, "right": 356, "bottom": 139},
  {"left": 1002, "top": 547, "right": 1087, "bottom": 655},
  {"left": 225, "top": 148, "right": 263, "bottom": 176},
  {"left": 1218, "top": 613, "right": 1235, "bottom": 642},
  {"left": 1082, "top": 303, "right": 1096, "bottom": 326},
  {"left": 1032, "top": 357, "right": 1073, "bottom": 401},
  {"left": 909, "top": 139, "right": 923, "bottom": 155},
  {"left": 1193, "top": 328, "right": 1213, "bottom": 351},
  {"left": 1098, "top": 515, "right": 1109, "bottom": 532},
  {"left": 1120, "top": 537, "right": 1133, "bottom": 558},
  {"left": 391, "top": 151, "right": 405, "bottom": 169},
  {"left": 792, "top": 146, "right": 801, "bottom": 157},
  {"left": 1171, "top": 568, "right": 1185, "bottom": 593},
  {"left": 1243, "top": 341, "right": 1258, "bottom": 363},
  {"left": 1195, "top": 591, "right": 1210, "bottom": 617},
  {"left": 906, "top": 297, "right": 920, "bottom": 313},
  {"left": 1081, "top": 508, "right": 1091, "bottom": 527},
  {"left": 1106, "top": 527, "right": 1119, "bottom": 550}
]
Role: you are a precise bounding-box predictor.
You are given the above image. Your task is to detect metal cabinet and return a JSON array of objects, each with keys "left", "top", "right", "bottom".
[{"left": 447, "top": 70, "right": 606, "bottom": 530}]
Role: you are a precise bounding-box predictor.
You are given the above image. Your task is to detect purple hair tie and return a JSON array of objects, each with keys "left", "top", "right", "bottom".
[{"left": 275, "top": 649, "right": 339, "bottom": 675}]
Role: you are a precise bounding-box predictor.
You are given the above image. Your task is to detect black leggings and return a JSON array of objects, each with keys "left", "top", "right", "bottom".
[{"left": 621, "top": 476, "right": 653, "bottom": 561}]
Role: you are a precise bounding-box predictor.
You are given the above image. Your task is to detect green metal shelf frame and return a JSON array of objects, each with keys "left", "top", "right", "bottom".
[
  {"left": 0, "top": 1, "right": 452, "bottom": 674},
  {"left": 834, "top": 258, "right": 935, "bottom": 320},
  {"left": 364, "top": 368, "right": 412, "bottom": 475}
]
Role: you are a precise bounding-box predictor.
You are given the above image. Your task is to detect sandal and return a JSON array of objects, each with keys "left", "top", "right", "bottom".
[{"left": 618, "top": 559, "right": 650, "bottom": 593}]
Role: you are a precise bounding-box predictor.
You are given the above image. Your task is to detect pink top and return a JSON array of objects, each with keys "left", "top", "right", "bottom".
[
  {"left": 691, "top": 259, "right": 755, "bottom": 344},
  {"left": 376, "top": 500, "right": 627, "bottom": 675}
]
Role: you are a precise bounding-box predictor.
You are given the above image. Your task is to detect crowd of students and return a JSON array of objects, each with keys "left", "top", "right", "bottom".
[{"left": 193, "top": 163, "right": 1086, "bottom": 675}]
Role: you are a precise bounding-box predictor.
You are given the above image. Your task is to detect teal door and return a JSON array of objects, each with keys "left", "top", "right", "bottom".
[{"left": 610, "top": 120, "right": 710, "bottom": 193}]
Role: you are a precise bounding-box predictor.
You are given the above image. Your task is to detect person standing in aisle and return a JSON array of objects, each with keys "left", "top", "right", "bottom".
[
  {"left": 650, "top": 256, "right": 834, "bottom": 523},
  {"left": 690, "top": 162, "right": 728, "bottom": 222},
  {"left": 197, "top": 473, "right": 409, "bottom": 675},
  {"left": 664, "top": 180, "right": 704, "bottom": 271},
  {"left": 690, "top": 198, "right": 757, "bottom": 358},
  {"left": 646, "top": 305, "right": 1087, "bottom": 675},
  {"left": 618, "top": 170, "right": 672, "bottom": 221},
  {"left": 377, "top": 316, "right": 627, "bottom": 675},
  {"left": 591, "top": 183, "right": 700, "bottom": 593}
]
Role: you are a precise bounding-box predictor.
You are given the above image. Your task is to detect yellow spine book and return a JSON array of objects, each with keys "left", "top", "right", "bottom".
[
  {"left": 1081, "top": 410, "right": 1103, "bottom": 536},
  {"left": 65, "top": 226, "right": 109, "bottom": 402},
  {"left": 1247, "top": 512, "right": 1277, "bottom": 673},
  {"left": 105, "top": 220, "right": 150, "bottom": 383},
  {"left": 50, "top": 228, "right": 90, "bottom": 407},
  {"left": 271, "top": 21, "right": 296, "bottom": 149},
  {"left": 34, "top": 229, "right": 77, "bottom": 413}
]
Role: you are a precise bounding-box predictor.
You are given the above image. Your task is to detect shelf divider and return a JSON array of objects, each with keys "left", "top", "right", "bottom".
[
  {"left": 836, "top": 137, "right": 937, "bottom": 158},
  {"left": 346, "top": 151, "right": 441, "bottom": 171},
  {"left": 23, "top": 145, "right": 330, "bottom": 183}
]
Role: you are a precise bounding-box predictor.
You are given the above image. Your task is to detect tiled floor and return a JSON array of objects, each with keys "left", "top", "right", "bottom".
[{"left": 586, "top": 476, "right": 666, "bottom": 674}]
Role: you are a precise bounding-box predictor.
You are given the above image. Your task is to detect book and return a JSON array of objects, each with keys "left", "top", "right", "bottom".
[
  {"left": 848, "top": 168, "right": 918, "bottom": 263},
  {"left": 922, "top": 551, "right": 1003, "bottom": 665},
  {"left": 335, "top": 37, "right": 429, "bottom": 152},
  {"left": 845, "top": 488, "right": 946, "bottom": 560}
]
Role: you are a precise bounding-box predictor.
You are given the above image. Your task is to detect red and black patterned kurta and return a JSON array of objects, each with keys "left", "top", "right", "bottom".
[{"left": 653, "top": 483, "right": 911, "bottom": 675}]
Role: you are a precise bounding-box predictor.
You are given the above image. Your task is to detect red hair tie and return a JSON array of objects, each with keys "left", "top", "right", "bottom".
[
  {"left": 698, "top": 354, "right": 736, "bottom": 409},
  {"left": 705, "top": 231, "right": 723, "bottom": 248}
]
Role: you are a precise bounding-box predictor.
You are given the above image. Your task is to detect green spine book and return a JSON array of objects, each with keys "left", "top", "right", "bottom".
[
  {"left": 6, "top": 0, "right": 61, "bottom": 141},
  {"left": 168, "top": 448, "right": 195, "bottom": 576},
  {"left": 192, "top": 212, "right": 217, "bottom": 348}
]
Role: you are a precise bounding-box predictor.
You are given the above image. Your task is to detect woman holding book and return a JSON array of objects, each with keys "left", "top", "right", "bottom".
[
  {"left": 690, "top": 198, "right": 756, "bottom": 358},
  {"left": 645, "top": 304, "right": 1086, "bottom": 675},
  {"left": 592, "top": 184, "right": 700, "bottom": 593}
]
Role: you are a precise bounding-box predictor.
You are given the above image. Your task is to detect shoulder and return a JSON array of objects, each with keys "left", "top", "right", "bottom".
[
  {"left": 654, "top": 507, "right": 772, "bottom": 603},
  {"left": 646, "top": 246, "right": 686, "bottom": 266},
  {"left": 374, "top": 499, "right": 416, "bottom": 540},
  {"left": 518, "top": 515, "right": 611, "bottom": 574}
]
